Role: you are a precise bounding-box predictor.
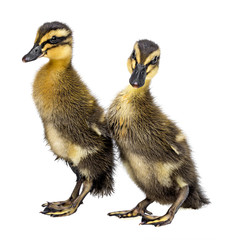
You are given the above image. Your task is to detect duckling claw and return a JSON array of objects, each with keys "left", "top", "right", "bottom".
[
  {"left": 41, "top": 199, "right": 73, "bottom": 211},
  {"left": 40, "top": 205, "right": 77, "bottom": 217},
  {"left": 41, "top": 202, "right": 49, "bottom": 207}
]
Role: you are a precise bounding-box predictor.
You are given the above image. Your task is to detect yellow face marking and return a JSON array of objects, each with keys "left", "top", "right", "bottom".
[
  {"left": 134, "top": 43, "right": 141, "bottom": 63},
  {"left": 39, "top": 29, "right": 70, "bottom": 45},
  {"left": 131, "top": 59, "right": 136, "bottom": 70},
  {"left": 127, "top": 58, "right": 133, "bottom": 74},
  {"left": 42, "top": 43, "right": 53, "bottom": 51},
  {"left": 144, "top": 49, "right": 160, "bottom": 65},
  {"left": 146, "top": 66, "right": 159, "bottom": 80},
  {"left": 45, "top": 44, "right": 72, "bottom": 60},
  {"left": 146, "top": 64, "right": 154, "bottom": 73}
]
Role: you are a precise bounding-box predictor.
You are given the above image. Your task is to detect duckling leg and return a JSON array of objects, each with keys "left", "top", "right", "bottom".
[
  {"left": 41, "top": 179, "right": 83, "bottom": 212},
  {"left": 108, "top": 197, "right": 153, "bottom": 218},
  {"left": 41, "top": 179, "right": 92, "bottom": 217},
  {"left": 140, "top": 185, "right": 189, "bottom": 227}
]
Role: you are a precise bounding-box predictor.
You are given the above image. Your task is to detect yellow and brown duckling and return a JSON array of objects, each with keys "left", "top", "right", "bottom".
[
  {"left": 107, "top": 39, "right": 209, "bottom": 226},
  {"left": 22, "top": 21, "right": 115, "bottom": 217}
]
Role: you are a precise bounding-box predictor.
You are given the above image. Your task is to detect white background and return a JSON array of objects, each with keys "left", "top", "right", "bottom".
[{"left": 1, "top": 0, "right": 229, "bottom": 239}]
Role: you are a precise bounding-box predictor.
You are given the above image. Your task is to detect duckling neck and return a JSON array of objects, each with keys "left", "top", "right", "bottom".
[
  {"left": 124, "top": 79, "right": 151, "bottom": 97},
  {"left": 48, "top": 57, "right": 72, "bottom": 71}
]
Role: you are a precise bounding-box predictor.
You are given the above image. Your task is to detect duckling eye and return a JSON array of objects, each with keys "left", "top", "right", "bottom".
[
  {"left": 50, "top": 36, "right": 58, "bottom": 44},
  {"left": 150, "top": 56, "right": 159, "bottom": 65},
  {"left": 131, "top": 50, "right": 136, "bottom": 60}
]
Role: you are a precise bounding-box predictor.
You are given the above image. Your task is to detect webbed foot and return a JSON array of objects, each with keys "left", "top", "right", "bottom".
[
  {"left": 40, "top": 180, "right": 92, "bottom": 217},
  {"left": 108, "top": 198, "right": 153, "bottom": 219},
  {"left": 41, "top": 202, "right": 79, "bottom": 217},
  {"left": 41, "top": 199, "right": 73, "bottom": 211},
  {"left": 140, "top": 213, "right": 173, "bottom": 227},
  {"left": 108, "top": 208, "right": 152, "bottom": 218},
  {"left": 140, "top": 185, "right": 189, "bottom": 227}
]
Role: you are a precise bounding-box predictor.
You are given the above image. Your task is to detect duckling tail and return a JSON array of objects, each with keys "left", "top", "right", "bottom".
[
  {"left": 91, "top": 171, "right": 114, "bottom": 197},
  {"left": 182, "top": 184, "right": 210, "bottom": 209},
  {"left": 91, "top": 138, "right": 115, "bottom": 197}
]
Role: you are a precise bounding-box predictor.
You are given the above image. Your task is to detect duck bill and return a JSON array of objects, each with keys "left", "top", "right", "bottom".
[
  {"left": 129, "top": 64, "right": 147, "bottom": 88},
  {"left": 22, "top": 44, "right": 44, "bottom": 62}
]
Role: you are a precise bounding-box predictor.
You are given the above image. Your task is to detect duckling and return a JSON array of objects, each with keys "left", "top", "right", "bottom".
[
  {"left": 22, "top": 21, "right": 114, "bottom": 217},
  {"left": 107, "top": 40, "right": 209, "bottom": 226}
]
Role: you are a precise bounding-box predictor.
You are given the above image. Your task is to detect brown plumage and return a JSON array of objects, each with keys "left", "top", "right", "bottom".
[
  {"left": 107, "top": 39, "right": 209, "bottom": 226},
  {"left": 22, "top": 21, "right": 114, "bottom": 217}
]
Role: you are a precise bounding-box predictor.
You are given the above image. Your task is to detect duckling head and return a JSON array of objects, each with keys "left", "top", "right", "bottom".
[
  {"left": 22, "top": 21, "right": 73, "bottom": 63},
  {"left": 127, "top": 40, "right": 160, "bottom": 89}
]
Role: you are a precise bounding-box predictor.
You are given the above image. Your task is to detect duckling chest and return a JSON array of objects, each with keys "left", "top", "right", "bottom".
[
  {"left": 108, "top": 94, "right": 164, "bottom": 152},
  {"left": 108, "top": 95, "right": 134, "bottom": 139},
  {"left": 33, "top": 70, "right": 60, "bottom": 120}
]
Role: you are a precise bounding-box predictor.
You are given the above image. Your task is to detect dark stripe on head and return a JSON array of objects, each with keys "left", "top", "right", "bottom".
[
  {"left": 137, "top": 40, "right": 159, "bottom": 62},
  {"left": 44, "top": 42, "right": 72, "bottom": 53},
  {"left": 41, "top": 33, "right": 72, "bottom": 49},
  {"left": 35, "top": 21, "right": 72, "bottom": 45}
]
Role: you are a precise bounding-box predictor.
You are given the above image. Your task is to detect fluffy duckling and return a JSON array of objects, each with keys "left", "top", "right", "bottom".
[
  {"left": 107, "top": 40, "right": 209, "bottom": 226},
  {"left": 22, "top": 21, "right": 114, "bottom": 217}
]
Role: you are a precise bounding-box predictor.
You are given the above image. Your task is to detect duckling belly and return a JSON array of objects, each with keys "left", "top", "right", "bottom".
[
  {"left": 121, "top": 150, "right": 182, "bottom": 203},
  {"left": 122, "top": 151, "right": 154, "bottom": 188},
  {"left": 45, "top": 123, "right": 97, "bottom": 166},
  {"left": 45, "top": 123, "right": 69, "bottom": 159}
]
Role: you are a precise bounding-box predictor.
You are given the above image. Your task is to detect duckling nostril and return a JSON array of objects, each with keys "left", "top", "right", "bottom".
[{"left": 140, "top": 70, "right": 145, "bottom": 75}]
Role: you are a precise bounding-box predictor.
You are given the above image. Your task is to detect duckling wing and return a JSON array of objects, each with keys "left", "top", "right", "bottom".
[
  {"left": 164, "top": 129, "right": 190, "bottom": 158},
  {"left": 88, "top": 121, "right": 111, "bottom": 138}
]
